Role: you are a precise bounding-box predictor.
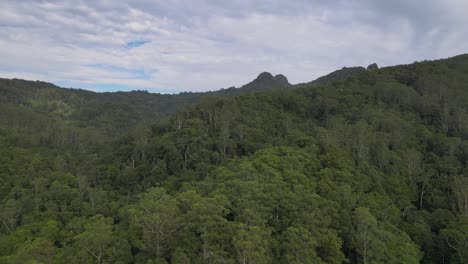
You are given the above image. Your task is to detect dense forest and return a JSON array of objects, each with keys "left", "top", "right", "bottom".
[{"left": 0, "top": 54, "right": 467, "bottom": 263}]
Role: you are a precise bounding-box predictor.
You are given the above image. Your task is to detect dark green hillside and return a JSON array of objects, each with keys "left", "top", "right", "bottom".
[
  {"left": 0, "top": 61, "right": 366, "bottom": 142},
  {"left": 309, "top": 66, "right": 367, "bottom": 85},
  {"left": 0, "top": 70, "right": 294, "bottom": 139},
  {"left": 0, "top": 54, "right": 467, "bottom": 263},
  {"left": 210, "top": 72, "right": 292, "bottom": 96}
]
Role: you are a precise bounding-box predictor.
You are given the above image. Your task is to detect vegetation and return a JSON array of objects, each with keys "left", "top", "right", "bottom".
[{"left": 0, "top": 54, "right": 467, "bottom": 263}]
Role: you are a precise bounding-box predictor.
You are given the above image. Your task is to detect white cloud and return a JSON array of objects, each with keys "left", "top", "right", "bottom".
[{"left": 0, "top": 0, "right": 466, "bottom": 92}]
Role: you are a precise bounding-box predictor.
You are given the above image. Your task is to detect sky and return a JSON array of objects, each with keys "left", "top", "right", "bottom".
[{"left": 0, "top": 0, "right": 467, "bottom": 93}]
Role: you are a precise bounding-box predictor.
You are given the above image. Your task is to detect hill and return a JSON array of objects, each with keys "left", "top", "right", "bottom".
[
  {"left": 0, "top": 54, "right": 467, "bottom": 263},
  {"left": 0, "top": 63, "right": 369, "bottom": 140},
  {"left": 212, "top": 72, "right": 292, "bottom": 96},
  {"left": 0, "top": 70, "right": 294, "bottom": 139}
]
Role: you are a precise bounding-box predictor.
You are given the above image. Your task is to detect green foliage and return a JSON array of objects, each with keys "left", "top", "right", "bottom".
[
  {"left": 73, "top": 215, "right": 131, "bottom": 263},
  {"left": 1, "top": 54, "right": 468, "bottom": 263}
]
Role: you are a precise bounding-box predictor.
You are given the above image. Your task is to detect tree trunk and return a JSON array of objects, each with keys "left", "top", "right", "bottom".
[{"left": 419, "top": 183, "right": 426, "bottom": 210}]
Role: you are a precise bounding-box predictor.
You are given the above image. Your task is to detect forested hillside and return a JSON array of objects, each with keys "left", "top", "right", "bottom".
[
  {"left": 0, "top": 55, "right": 467, "bottom": 263},
  {"left": 0, "top": 65, "right": 358, "bottom": 139},
  {"left": 303, "top": 66, "right": 368, "bottom": 86},
  {"left": 0, "top": 71, "right": 292, "bottom": 138}
]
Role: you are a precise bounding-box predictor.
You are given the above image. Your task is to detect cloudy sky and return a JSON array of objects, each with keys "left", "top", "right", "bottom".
[{"left": 0, "top": 0, "right": 467, "bottom": 93}]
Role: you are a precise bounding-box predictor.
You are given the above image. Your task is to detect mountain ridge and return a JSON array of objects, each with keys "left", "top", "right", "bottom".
[
  {"left": 0, "top": 53, "right": 467, "bottom": 263},
  {"left": 0, "top": 63, "right": 367, "bottom": 96},
  {"left": 0, "top": 64, "right": 360, "bottom": 136}
]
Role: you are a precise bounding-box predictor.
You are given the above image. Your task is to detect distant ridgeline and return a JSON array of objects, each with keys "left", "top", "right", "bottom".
[
  {"left": 0, "top": 63, "right": 366, "bottom": 138},
  {"left": 0, "top": 55, "right": 467, "bottom": 263},
  {"left": 0, "top": 62, "right": 378, "bottom": 138}
]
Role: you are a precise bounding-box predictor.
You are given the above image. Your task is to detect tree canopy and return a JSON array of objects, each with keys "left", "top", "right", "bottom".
[{"left": 0, "top": 54, "right": 467, "bottom": 263}]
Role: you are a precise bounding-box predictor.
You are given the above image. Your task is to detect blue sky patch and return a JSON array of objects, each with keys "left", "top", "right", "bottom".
[
  {"left": 85, "top": 64, "right": 157, "bottom": 80},
  {"left": 126, "top": 40, "right": 150, "bottom": 48}
]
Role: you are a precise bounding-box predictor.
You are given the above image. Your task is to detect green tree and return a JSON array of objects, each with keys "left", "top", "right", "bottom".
[
  {"left": 8, "top": 237, "right": 56, "bottom": 264},
  {"left": 233, "top": 224, "right": 271, "bottom": 264},
  {"left": 281, "top": 226, "right": 321, "bottom": 263},
  {"left": 352, "top": 207, "right": 383, "bottom": 264},
  {"left": 74, "top": 215, "right": 131, "bottom": 264},
  {"left": 441, "top": 218, "right": 468, "bottom": 264},
  {"left": 127, "top": 187, "right": 180, "bottom": 259}
]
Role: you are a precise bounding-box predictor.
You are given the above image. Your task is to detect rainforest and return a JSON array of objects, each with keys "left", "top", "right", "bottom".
[{"left": 0, "top": 54, "right": 467, "bottom": 263}]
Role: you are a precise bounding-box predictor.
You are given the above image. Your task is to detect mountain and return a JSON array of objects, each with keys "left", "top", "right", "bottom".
[
  {"left": 295, "top": 63, "right": 382, "bottom": 88},
  {"left": 0, "top": 71, "right": 288, "bottom": 137},
  {"left": 0, "top": 70, "right": 291, "bottom": 138},
  {"left": 0, "top": 54, "right": 467, "bottom": 263},
  {"left": 213, "top": 72, "right": 292, "bottom": 96},
  {"left": 309, "top": 66, "right": 367, "bottom": 85}
]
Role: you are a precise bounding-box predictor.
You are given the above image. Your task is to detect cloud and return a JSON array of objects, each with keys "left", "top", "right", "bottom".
[{"left": 0, "top": 0, "right": 466, "bottom": 92}]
